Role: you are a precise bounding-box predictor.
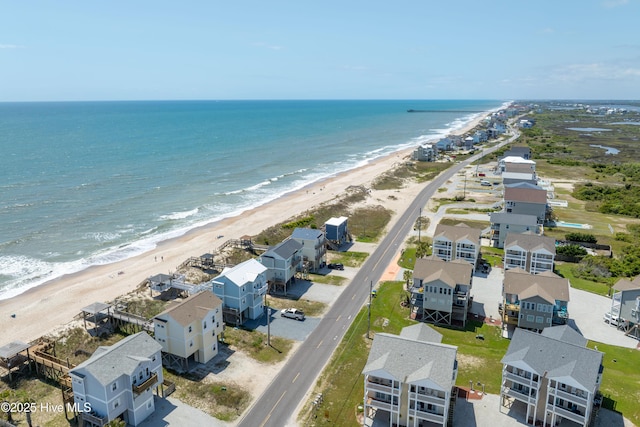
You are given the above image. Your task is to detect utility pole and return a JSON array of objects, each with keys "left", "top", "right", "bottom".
[
  {"left": 367, "top": 281, "right": 373, "bottom": 339},
  {"left": 418, "top": 208, "right": 422, "bottom": 242},
  {"left": 265, "top": 292, "right": 271, "bottom": 346}
]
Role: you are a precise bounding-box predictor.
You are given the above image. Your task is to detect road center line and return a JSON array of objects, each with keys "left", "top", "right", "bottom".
[
  {"left": 261, "top": 391, "right": 286, "bottom": 427},
  {"left": 292, "top": 372, "right": 300, "bottom": 383}
]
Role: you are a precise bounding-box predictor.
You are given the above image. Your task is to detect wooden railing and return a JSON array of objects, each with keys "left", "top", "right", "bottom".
[{"left": 132, "top": 372, "right": 158, "bottom": 395}]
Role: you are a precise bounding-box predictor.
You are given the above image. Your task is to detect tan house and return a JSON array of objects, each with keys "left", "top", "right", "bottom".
[
  {"left": 431, "top": 223, "right": 481, "bottom": 266},
  {"left": 504, "top": 232, "right": 556, "bottom": 274},
  {"left": 153, "top": 291, "right": 224, "bottom": 372},
  {"left": 502, "top": 269, "right": 569, "bottom": 331},
  {"left": 410, "top": 258, "right": 473, "bottom": 327},
  {"left": 362, "top": 323, "right": 458, "bottom": 427}
]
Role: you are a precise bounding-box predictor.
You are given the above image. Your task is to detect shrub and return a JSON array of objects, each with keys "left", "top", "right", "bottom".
[
  {"left": 556, "top": 244, "right": 588, "bottom": 258},
  {"left": 565, "top": 232, "right": 597, "bottom": 243}
]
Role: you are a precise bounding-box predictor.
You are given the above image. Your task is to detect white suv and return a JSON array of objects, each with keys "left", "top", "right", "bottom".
[{"left": 603, "top": 312, "right": 621, "bottom": 327}]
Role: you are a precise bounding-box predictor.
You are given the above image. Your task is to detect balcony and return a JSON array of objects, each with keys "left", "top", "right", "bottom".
[
  {"left": 502, "top": 386, "right": 536, "bottom": 405},
  {"left": 132, "top": 372, "right": 158, "bottom": 395},
  {"left": 411, "top": 391, "right": 446, "bottom": 405},
  {"left": 505, "top": 302, "right": 520, "bottom": 312},
  {"left": 548, "top": 404, "right": 586, "bottom": 424},
  {"left": 253, "top": 283, "right": 268, "bottom": 297},
  {"left": 552, "top": 388, "right": 588, "bottom": 407},
  {"left": 366, "top": 380, "right": 397, "bottom": 395},
  {"left": 503, "top": 370, "right": 536, "bottom": 385},
  {"left": 367, "top": 396, "right": 394, "bottom": 412},
  {"left": 409, "top": 407, "right": 445, "bottom": 424},
  {"left": 81, "top": 411, "right": 109, "bottom": 426}
]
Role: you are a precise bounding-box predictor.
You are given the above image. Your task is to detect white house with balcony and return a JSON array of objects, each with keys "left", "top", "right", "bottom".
[
  {"left": 153, "top": 291, "right": 224, "bottom": 372},
  {"left": 410, "top": 258, "right": 473, "bottom": 327},
  {"left": 211, "top": 258, "right": 268, "bottom": 325},
  {"left": 362, "top": 323, "right": 458, "bottom": 427},
  {"left": 431, "top": 223, "right": 481, "bottom": 266},
  {"left": 501, "top": 326, "right": 603, "bottom": 427},
  {"left": 290, "top": 228, "right": 326, "bottom": 273},
  {"left": 69, "top": 332, "right": 163, "bottom": 427},
  {"left": 504, "top": 232, "right": 556, "bottom": 274}
]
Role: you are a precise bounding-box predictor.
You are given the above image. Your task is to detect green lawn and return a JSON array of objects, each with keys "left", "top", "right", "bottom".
[
  {"left": 554, "top": 262, "right": 613, "bottom": 296},
  {"left": 589, "top": 341, "right": 640, "bottom": 424},
  {"left": 300, "top": 280, "right": 640, "bottom": 427}
]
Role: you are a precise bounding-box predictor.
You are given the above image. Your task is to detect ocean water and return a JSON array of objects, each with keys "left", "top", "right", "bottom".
[{"left": 0, "top": 99, "right": 506, "bottom": 299}]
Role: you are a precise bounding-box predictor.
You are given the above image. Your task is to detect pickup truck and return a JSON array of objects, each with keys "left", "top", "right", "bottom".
[{"left": 281, "top": 308, "right": 305, "bottom": 321}]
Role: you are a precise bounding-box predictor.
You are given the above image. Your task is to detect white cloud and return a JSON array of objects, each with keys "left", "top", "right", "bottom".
[
  {"left": 551, "top": 62, "right": 640, "bottom": 82},
  {"left": 602, "top": 0, "right": 629, "bottom": 8},
  {"left": 253, "top": 42, "right": 284, "bottom": 51},
  {"left": 0, "top": 44, "right": 24, "bottom": 49}
]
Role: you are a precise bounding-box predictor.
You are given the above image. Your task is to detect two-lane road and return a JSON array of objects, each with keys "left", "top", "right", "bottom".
[{"left": 238, "top": 133, "right": 518, "bottom": 427}]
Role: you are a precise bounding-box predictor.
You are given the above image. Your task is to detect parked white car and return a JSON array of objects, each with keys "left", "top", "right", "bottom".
[
  {"left": 281, "top": 308, "right": 305, "bottom": 321},
  {"left": 603, "top": 312, "right": 621, "bottom": 327}
]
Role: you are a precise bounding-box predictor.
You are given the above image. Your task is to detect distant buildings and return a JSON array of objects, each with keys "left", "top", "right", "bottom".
[
  {"left": 153, "top": 291, "right": 224, "bottom": 372},
  {"left": 362, "top": 323, "right": 458, "bottom": 427},
  {"left": 500, "top": 326, "right": 603, "bottom": 427},
  {"left": 412, "top": 143, "right": 437, "bottom": 162},
  {"left": 489, "top": 213, "right": 541, "bottom": 249},
  {"left": 69, "top": 332, "right": 163, "bottom": 427}
]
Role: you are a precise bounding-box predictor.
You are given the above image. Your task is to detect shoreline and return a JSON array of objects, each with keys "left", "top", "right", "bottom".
[{"left": 0, "top": 113, "right": 487, "bottom": 345}]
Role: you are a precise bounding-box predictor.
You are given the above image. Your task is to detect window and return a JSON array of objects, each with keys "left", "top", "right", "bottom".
[
  {"left": 213, "top": 331, "right": 216, "bottom": 337},
  {"left": 188, "top": 326, "right": 192, "bottom": 333},
  {"left": 526, "top": 315, "right": 534, "bottom": 322},
  {"left": 203, "top": 321, "right": 207, "bottom": 329},
  {"left": 114, "top": 400, "right": 119, "bottom": 409},
  {"left": 112, "top": 382, "right": 117, "bottom": 391},
  {"left": 536, "top": 316, "right": 544, "bottom": 323},
  {"left": 212, "top": 344, "right": 216, "bottom": 351}
]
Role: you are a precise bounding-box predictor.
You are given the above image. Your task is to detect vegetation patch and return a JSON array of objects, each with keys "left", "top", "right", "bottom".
[
  {"left": 329, "top": 251, "right": 369, "bottom": 267},
  {"left": 164, "top": 370, "right": 251, "bottom": 422},
  {"left": 223, "top": 327, "right": 293, "bottom": 364}
]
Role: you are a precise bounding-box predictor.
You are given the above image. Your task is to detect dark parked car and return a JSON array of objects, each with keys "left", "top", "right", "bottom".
[{"left": 328, "top": 263, "right": 344, "bottom": 270}]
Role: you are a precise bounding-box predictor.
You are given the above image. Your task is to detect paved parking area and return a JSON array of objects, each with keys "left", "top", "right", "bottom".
[{"left": 469, "top": 267, "right": 639, "bottom": 349}]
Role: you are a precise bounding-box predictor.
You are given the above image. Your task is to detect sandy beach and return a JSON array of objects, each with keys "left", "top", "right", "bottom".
[{"left": 0, "top": 117, "right": 485, "bottom": 346}]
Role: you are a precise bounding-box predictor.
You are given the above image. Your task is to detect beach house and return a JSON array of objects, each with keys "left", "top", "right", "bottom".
[
  {"left": 503, "top": 146, "right": 531, "bottom": 160},
  {"left": 410, "top": 258, "right": 473, "bottom": 327},
  {"left": 290, "top": 227, "right": 327, "bottom": 273},
  {"left": 362, "top": 323, "right": 458, "bottom": 427},
  {"left": 503, "top": 232, "right": 556, "bottom": 274},
  {"left": 69, "top": 332, "right": 163, "bottom": 427},
  {"left": 500, "top": 326, "right": 603, "bottom": 427},
  {"left": 153, "top": 291, "right": 224, "bottom": 372},
  {"left": 502, "top": 269, "right": 569, "bottom": 331},
  {"left": 211, "top": 258, "right": 268, "bottom": 325},
  {"left": 259, "top": 239, "right": 303, "bottom": 294},
  {"left": 503, "top": 183, "right": 548, "bottom": 223},
  {"left": 498, "top": 156, "right": 536, "bottom": 174},
  {"left": 324, "top": 216, "right": 349, "bottom": 248},
  {"left": 608, "top": 276, "right": 640, "bottom": 338},
  {"left": 489, "top": 213, "right": 541, "bottom": 249},
  {"left": 412, "top": 143, "right": 437, "bottom": 162},
  {"left": 431, "top": 223, "right": 481, "bottom": 266}
]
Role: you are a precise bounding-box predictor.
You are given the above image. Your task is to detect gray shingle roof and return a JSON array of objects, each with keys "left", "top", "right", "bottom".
[
  {"left": 490, "top": 212, "right": 539, "bottom": 226},
  {"left": 291, "top": 228, "right": 323, "bottom": 240},
  {"left": 399, "top": 323, "right": 443, "bottom": 343},
  {"left": 363, "top": 331, "right": 457, "bottom": 391},
  {"left": 266, "top": 239, "right": 303, "bottom": 259},
  {"left": 70, "top": 332, "right": 161, "bottom": 386},
  {"left": 504, "top": 233, "right": 556, "bottom": 254},
  {"left": 540, "top": 325, "right": 587, "bottom": 347},
  {"left": 613, "top": 276, "right": 640, "bottom": 292},
  {"left": 502, "top": 328, "right": 602, "bottom": 392}
]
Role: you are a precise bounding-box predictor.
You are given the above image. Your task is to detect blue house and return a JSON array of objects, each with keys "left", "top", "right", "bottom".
[{"left": 211, "top": 259, "right": 268, "bottom": 325}]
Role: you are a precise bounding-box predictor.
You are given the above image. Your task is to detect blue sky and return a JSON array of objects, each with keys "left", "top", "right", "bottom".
[{"left": 1, "top": 0, "right": 639, "bottom": 101}]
